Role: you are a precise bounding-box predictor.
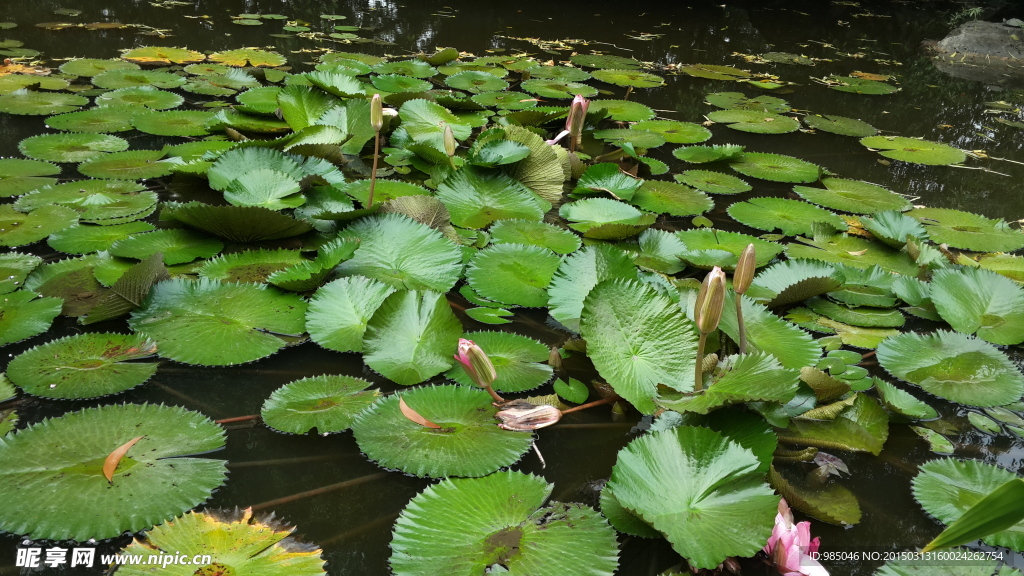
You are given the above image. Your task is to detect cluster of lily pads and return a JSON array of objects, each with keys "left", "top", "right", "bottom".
[{"left": 1, "top": 37, "right": 1024, "bottom": 576}]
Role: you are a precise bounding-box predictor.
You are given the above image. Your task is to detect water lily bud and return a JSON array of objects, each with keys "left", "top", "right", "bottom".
[
  {"left": 567, "top": 94, "right": 589, "bottom": 147},
  {"left": 443, "top": 124, "right": 457, "bottom": 157},
  {"left": 370, "top": 93, "right": 383, "bottom": 132},
  {"left": 733, "top": 243, "right": 756, "bottom": 295},
  {"left": 694, "top": 266, "right": 726, "bottom": 335},
  {"left": 454, "top": 338, "right": 497, "bottom": 387},
  {"left": 547, "top": 346, "right": 563, "bottom": 373}
]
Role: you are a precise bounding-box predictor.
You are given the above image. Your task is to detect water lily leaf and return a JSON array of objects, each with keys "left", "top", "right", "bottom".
[
  {"left": 222, "top": 168, "right": 303, "bottom": 210},
  {"left": 0, "top": 158, "right": 59, "bottom": 197},
  {"left": 631, "top": 120, "right": 710, "bottom": 144},
  {"left": 930, "top": 268, "right": 1024, "bottom": 345},
  {"left": 336, "top": 213, "right": 462, "bottom": 292},
  {"left": 676, "top": 229, "right": 784, "bottom": 270},
  {"left": 470, "top": 90, "right": 537, "bottom": 109},
  {"left": 78, "top": 150, "right": 172, "bottom": 180},
  {"left": 719, "top": 293, "right": 822, "bottom": 370},
  {"left": 489, "top": 219, "right": 580, "bottom": 255},
  {"left": 161, "top": 202, "right": 313, "bottom": 242},
  {"left": 304, "top": 70, "right": 366, "bottom": 99},
  {"left": 560, "top": 198, "right": 656, "bottom": 239},
  {"left": 48, "top": 221, "right": 155, "bottom": 255},
  {"left": 18, "top": 132, "right": 129, "bottom": 163},
  {"left": 675, "top": 169, "right": 751, "bottom": 195},
  {"left": 362, "top": 290, "right": 461, "bottom": 385},
  {"left": 582, "top": 279, "right": 697, "bottom": 413},
  {"left": 196, "top": 248, "right": 304, "bottom": 283},
  {"left": 0, "top": 252, "right": 42, "bottom": 294},
  {"left": 445, "top": 331, "right": 552, "bottom": 393},
  {"left": 586, "top": 99, "right": 654, "bottom": 122},
  {"left": 806, "top": 296, "right": 905, "bottom": 328},
  {"left": 353, "top": 386, "right": 533, "bottom": 477},
  {"left": 209, "top": 48, "right": 286, "bottom": 67},
  {"left": 574, "top": 163, "right": 642, "bottom": 201},
  {"left": 787, "top": 309, "right": 900, "bottom": 349},
  {"left": 392, "top": 470, "right": 618, "bottom": 575},
  {"left": 802, "top": 114, "right": 877, "bottom": 137},
  {"left": 706, "top": 109, "right": 799, "bottom": 134},
  {"left": 114, "top": 508, "right": 326, "bottom": 575},
  {"left": 131, "top": 110, "right": 214, "bottom": 137},
  {"left": 777, "top": 393, "right": 888, "bottom": 454},
  {"left": 368, "top": 73, "right": 430, "bottom": 94},
  {"left": 911, "top": 426, "right": 955, "bottom": 454},
  {"left": 444, "top": 70, "right": 509, "bottom": 93},
  {"left": 234, "top": 85, "right": 281, "bottom": 115},
  {"left": 608, "top": 426, "right": 777, "bottom": 569},
  {"left": 59, "top": 58, "right": 139, "bottom": 77},
  {"left": 788, "top": 229, "right": 919, "bottom": 276},
  {"left": 0, "top": 291, "right": 62, "bottom": 347},
  {"left": 590, "top": 68, "right": 664, "bottom": 88},
  {"left": 109, "top": 228, "right": 222, "bottom": 265},
  {"left": 0, "top": 88, "right": 88, "bottom": 115},
  {"left": 729, "top": 197, "right": 844, "bottom": 236},
  {"left": 467, "top": 138, "right": 531, "bottom": 167},
  {"left": 209, "top": 109, "right": 291, "bottom": 133},
  {"left": 305, "top": 276, "right": 396, "bottom": 353},
  {"left": 436, "top": 165, "right": 547, "bottom": 229},
  {"left": 968, "top": 411, "right": 1002, "bottom": 435},
  {"left": 520, "top": 79, "right": 598, "bottom": 99},
  {"left": 659, "top": 353, "right": 799, "bottom": 414},
  {"left": 207, "top": 147, "right": 302, "bottom": 192},
  {"left": 466, "top": 243, "right": 562, "bottom": 308},
  {"left": 0, "top": 403, "right": 226, "bottom": 541},
  {"left": 907, "top": 207, "right": 1024, "bottom": 252},
  {"left": 0, "top": 204, "right": 79, "bottom": 247},
  {"left": 7, "top": 333, "right": 157, "bottom": 399},
  {"left": 859, "top": 136, "right": 964, "bottom": 165},
  {"left": 0, "top": 74, "right": 67, "bottom": 95},
  {"left": 372, "top": 59, "right": 437, "bottom": 78},
  {"left": 121, "top": 46, "right": 204, "bottom": 64},
  {"left": 599, "top": 484, "right": 660, "bottom": 538},
  {"left": 592, "top": 128, "right": 666, "bottom": 149},
  {"left": 826, "top": 264, "right": 898, "bottom": 308},
  {"left": 877, "top": 330, "right": 1024, "bottom": 407},
  {"left": 276, "top": 85, "right": 339, "bottom": 131},
  {"left": 748, "top": 259, "right": 842, "bottom": 307},
  {"left": 912, "top": 458, "right": 1024, "bottom": 552},
  {"left": 827, "top": 75, "right": 898, "bottom": 95},
  {"left": 93, "top": 69, "right": 186, "bottom": 90},
  {"left": 679, "top": 63, "right": 751, "bottom": 80},
  {"left": 16, "top": 179, "right": 155, "bottom": 224},
  {"left": 976, "top": 254, "right": 1024, "bottom": 282},
  {"left": 705, "top": 92, "right": 789, "bottom": 112},
  {"left": 793, "top": 178, "right": 910, "bottom": 214},
  {"left": 769, "top": 465, "right": 861, "bottom": 526},
  {"left": 626, "top": 180, "right": 712, "bottom": 217},
  {"left": 548, "top": 244, "right": 638, "bottom": 334},
  {"left": 129, "top": 278, "right": 307, "bottom": 366},
  {"left": 46, "top": 105, "right": 140, "bottom": 132},
  {"left": 729, "top": 152, "right": 822, "bottom": 183},
  {"left": 261, "top": 374, "right": 379, "bottom": 434},
  {"left": 501, "top": 124, "right": 566, "bottom": 205},
  {"left": 570, "top": 54, "right": 641, "bottom": 69}
]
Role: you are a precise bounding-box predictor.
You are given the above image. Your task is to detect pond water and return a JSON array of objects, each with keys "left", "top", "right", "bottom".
[{"left": 2, "top": 0, "right": 1024, "bottom": 575}]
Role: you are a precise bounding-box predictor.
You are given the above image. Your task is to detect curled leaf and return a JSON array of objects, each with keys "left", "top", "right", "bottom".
[{"left": 103, "top": 435, "right": 144, "bottom": 483}]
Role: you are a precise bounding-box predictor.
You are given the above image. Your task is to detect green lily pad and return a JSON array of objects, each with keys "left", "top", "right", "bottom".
[
  {"left": 46, "top": 105, "right": 141, "bottom": 132},
  {"left": 520, "top": 79, "right": 598, "bottom": 99},
  {"left": 679, "top": 64, "right": 751, "bottom": 80},
  {"left": 372, "top": 73, "right": 433, "bottom": 93},
  {"left": 196, "top": 249, "right": 305, "bottom": 283},
  {"left": 436, "top": 165, "right": 547, "bottom": 229},
  {"left": 92, "top": 69, "right": 186, "bottom": 90},
  {"left": 129, "top": 278, "right": 308, "bottom": 366},
  {"left": 859, "top": 136, "right": 965, "bottom": 166},
  {"left": 729, "top": 152, "right": 822, "bottom": 183},
  {"left": 261, "top": 375, "right": 380, "bottom": 434},
  {"left": 827, "top": 75, "right": 898, "bottom": 95},
  {"left": 489, "top": 219, "right": 581, "bottom": 254},
  {"left": 363, "top": 290, "right": 462, "bottom": 385},
  {"left": 560, "top": 198, "right": 656, "bottom": 239},
  {"left": 0, "top": 291, "right": 63, "bottom": 347},
  {"left": 629, "top": 180, "right": 713, "bottom": 217},
  {"left": 0, "top": 89, "right": 89, "bottom": 115},
  {"left": 672, "top": 144, "right": 745, "bottom": 164},
  {"left": 777, "top": 393, "right": 889, "bottom": 454},
  {"left": 234, "top": 86, "right": 282, "bottom": 114},
  {"left": 910, "top": 426, "right": 955, "bottom": 454},
  {"left": 7, "top": 333, "right": 157, "bottom": 399},
  {"left": 675, "top": 170, "right": 751, "bottom": 194},
  {"left": 391, "top": 471, "right": 618, "bottom": 576},
  {"left": 466, "top": 243, "right": 562, "bottom": 308},
  {"left": 720, "top": 292, "right": 822, "bottom": 370},
  {"left": 748, "top": 259, "right": 843, "bottom": 308},
  {"left": 788, "top": 230, "right": 919, "bottom": 276},
  {"left": 372, "top": 59, "right": 437, "bottom": 78},
  {"left": 584, "top": 99, "right": 654, "bottom": 123},
  {"left": 351, "top": 385, "right": 534, "bottom": 478},
  {"left": 48, "top": 221, "right": 155, "bottom": 255},
  {"left": 706, "top": 109, "right": 800, "bottom": 134},
  {"left": 305, "top": 276, "right": 396, "bottom": 354},
  {"left": 59, "top": 58, "right": 140, "bottom": 77},
  {"left": 121, "top": 46, "right": 205, "bottom": 64},
  {"left": 501, "top": 124, "right": 566, "bottom": 204},
  {"left": 608, "top": 426, "right": 778, "bottom": 569},
  {"left": 676, "top": 229, "right": 784, "bottom": 270},
  {"left": 930, "top": 267, "right": 1024, "bottom": 345},
  {"left": 592, "top": 128, "right": 666, "bottom": 149},
  {"left": 802, "top": 114, "right": 877, "bottom": 137},
  {"left": 632, "top": 119, "right": 710, "bottom": 143},
  {"left": 658, "top": 353, "right": 799, "bottom": 414},
  {"left": 445, "top": 331, "right": 553, "bottom": 393},
  {"left": 977, "top": 253, "right": 1024, "bottom": 282},
  {"left": 582, "top": 279, "right": 697, "bottom": 413},
  {"left": 15, "top": 179, "right": 154, "bottom": 223},
  {"left": 209, "top": 48, "right": 286, "bottom": 67},
  {"left": 547, "top": 245, "right": 636, "bottom": 333},
  {"left": 705, "top": 92, "right": 790, "bottom": 112},
  {"left": 878, "top": 330, "right": 1024, "bottom": 407},
  {"left": 806, "top": 296, "right": 905, "bottom": 328},
  {"left": 0, "top": 204, "right": 79, "bottom": 247},
  {"left": 793, "top": 178, "right": 910, "bottom": 214},
  {"left": 445, "top": 70, "right": 509, "bottom": 92},
  {"left": 0, "top": 403, "right": 227, "bottom": 541},
  {"left": 0, "top": 158, "right": 60, "bottom": 197},
  {"left": 164, "top": 202, "right": 313, "bottom": 242},
  {"left": 769, "top": 464, "right": 861, "bottom": 526},
  {"left": 109, "top": 228, "right": 222, "bottom": 265},
  {"left": 78, "top": 150, "right": 172, "bottom": 180},
  {"left": 0, "top": 252, "right": 42, "bottom": 294},
  {"left": 465, "top": 307, "right": 513, "bottom": 324},
  {"left": 907, "top": 207, "right": 1024, "bottom": 252},
  {"left": 574, "top": 162, "right": 642, "bottom": 201},
  {"left": 571, "top": 54, "right": 642, "bottom": 69},
  {"left": 728, "top": 197, "right": 844, "bottom": 236},
  {"left": 470, "top": 90, "right": 538, "bottom": 109},
  {"left": 131, "top": 110, "right": 214, "bottom": 137},
  {"left": 18, "top": 132, "right": 130, "bottom": 163}
]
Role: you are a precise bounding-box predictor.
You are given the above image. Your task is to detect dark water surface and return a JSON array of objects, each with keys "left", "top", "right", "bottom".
[{"left": 2, "top": 0, "right": 1024, "bottom": 574}]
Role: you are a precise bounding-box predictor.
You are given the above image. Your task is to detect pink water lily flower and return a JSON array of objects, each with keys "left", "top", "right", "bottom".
[
  {"left": 454, "top": 338, "right": 504, "bottom": 403},
  {"left": 763, "top": 498, "right": 829, "bottom": 576}
]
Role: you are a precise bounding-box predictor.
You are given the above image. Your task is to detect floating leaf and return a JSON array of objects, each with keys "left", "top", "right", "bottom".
[
  {"left": 59, "top": 58, "right": 139, "bottom": 77},
  {"left": 911, "top": 426, "right": 955, "bottom": 454},
  {"left": 92, "top": 69, "right": 186, "bottom": 90},
  {"left": 78, "top": 149, "right": 172, "bottom": 180},
  {"left": 362, "top": 290, "right": 461, "bottom": 385},
  {"left": 0, "top": 204, "right": 79, "bottom": 247},
  {"left": 352, "top": 386, "right": 533, "bottom": 477},
  {"left": 129, "top": 279, "right": 307, "bottom": 366},
  {"left": 675, "top": 169, "right": 751, "bottom": 195},
  {"left": 748, "top": 259, "right": 842, "bottom": 308},
  {"left": 769, "top": 465, "right": 862, "bottom": 526},
  {"left": 827, "top": 75, "right": 898, "bottom": 95},
  {"left": 0, "top": 291, "right": 62, "bottom": 346},
  {"left": 0, "top": 89, "right": 88, "bottom": 115},
  {"left": 629, "top": 180, "right": 713, "bottom": 217},
  {"left": 520, "top": 79, "right": 598, "bottom": 99},
  {"left": 859, "top": 136, "right": 965, "bottom": 166},
  {"left": 46, "top": 105, "right": 140, "bottom": 132},
  {"left": 802, "top": 114, "right": 877, "bottom": 137},
  {"left": 807, "top": 296, "right": 905, "bottom": 328},
  {"left": 719, "top": 293, "right": 822, "bottom": 370},
  {"left": 501, "top": 124, "right": 566, "bottom": 205},
  {"left": 777, "top": 393, "right": 889, "bottom": 454},
  {"left": 676, "top": 229, "right": 784, "bottom": 270},
  {"left": 659, "top": 353, "right": 799, "bottom": 414},
  {"left": 608, "top": 426, "right": 777, "bottom": 569},
  {"left": 466, "top": 243, "right": 561, "bottom": 308},
  {"left": 788, "top": 229, "right": 919, "bottom": 276},
  {"left": 445, "top": 331, "right": 553, "bottom": 393},
  {"left": 582, "top": 279, "right": 696, "bottom": 413},
  {"left": 436, "top": 165, "right": 547, "bottom": 229},
  {"left": 445, "top": 70, "right": 509, "bottom": 92},
  {"left": 546, "top": 245, "right": 638, "bottom": 333},
  {"left": 571, "top": 54, "right": 641, "bottom": 69},
  {"left": 729, "top": 152, "right": 822, "bottom": 183},
  {"left": 877, "top": 330, "right": 1024, "bottom": 407},
  {"left": 728, "top": 197, "right": 844, "bottom": 236},
  {"left": 0, "top": 252, "right": 42, "bottom": 294},
  {"left": 372, "top": 59, "right": 437, "bottom": 78},
  {"left": 679, "top": 63, "right": 751, "bottom": 80},
  {"left": 559, "top": 198, "right": 656, "bottom": 239},
  {"left": 18, "top": 132, "right": 129, "bottom": 163},
  {"left": 793, "top": 178, "right": 910, "bottom": 214},
  {"left": 305, "top": 276, "right": 395, "bottom": 354},
  {"left": 131, "top": 110, "right": 214, "bottom": 136},
  {"left": 470, "top": 90, "right": 537, "bottom": 110},
  {"left": 110, "top": 228, "right": 222, "bottom": 265},
  {"left": 632, "top": 119, "right": 710, "bottom": 143},
  {"left": 196, "top": 249, "right": 304, "bottom": 283},
  {"left": 121, "top": 46, "right": 204, "bottom": 64},
  {"left": 161, "top": 202, "right": 313, "bottom": 242},
  {"left": 930, "top": 267, "right": 1024, "bottom": 345},
  {"left": 586, "top": 99, "right": 653, "bottom": 122},
  {"left": 592, "top": 128, "right": 666, "bottom": 149},
  {"left": 209, "top": 48, "right": 286, "bottom": 67},
  {"left": 262, "top": 375, "right": 379, "bottom": 434},
  {"left": 0, "top": 158, "right": 60, "bottom": 197},
  {"left": 706, "top": 109, "right": 799, "bottom": 134},
  {"left": 0, "top": 403, "right": 226, "bottom": 541},
  {"left": 705, "top": 92, "right": 789, "bottom": 112},
  {"left": 907, "top": 207, "right": 1024, "bottom": 252}
]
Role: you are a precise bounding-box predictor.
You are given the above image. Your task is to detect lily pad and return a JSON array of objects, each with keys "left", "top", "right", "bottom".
[
  {"left": 679, "top": 63, "right": 751, "bottom": 80},
  {"left": 47, "top": 221, "right": 156, "bottom": 255},
  {"left": 827, "top": 75, "right": 898, "bottom": 95},
  {"left": 46, "top": 105, "right": 140, "bottom": 132},
  {"left": 162, "top": 202, "right": 313, "bottom": 242},
  {"left": 209, "top": 48, "right": 286, "bottom": 67},
  {"left": 748, "top": 259, "right": 843, "bottom": 308},
  {"left": 728, "top": 197, "right": 844, "bottom": 236},
  {"left": 0, "top": 252, "right": 42, "bottom": 294},
  {"left": 729, "top": 152, "right": 822, "bottom": 183},
  {"left": 78, "top": 150, "right": 172, "bottom": 180},
  {"left": 0, "top": 291, "right": 63, "bottom": 347},
  {"left": 859, "top": 136, "right": 965, "bottom": 166},
  {"left": 705, "top": 92, "right": 790, "bottom": 112},
  {"left": 470, "top": 90, "right": 538, "bottom": 110},
  {"left": 445, "top": 331, "right": 553, "bottom": 393},
  {"left": 129, "top": 278, "right": 307, "bottom": 366},
  {"left": 0, "top": 403, "right": 227, "bottom": 541},
  {"left": 436, "top": 165, "right": 547, "bottom": 229},
  {"left": 92, "top": 69, "right": 186, "bottom": 90},
  {"left": 0, "top": 158, "right": 60, "bottom": 197},
  {"left": 608, "top": 426, "right": 778, "bottom": 569},
  {"left": 793, "top": 178, "right": 910, "bottom": 214},
  {"left": 0, "top": 89, "right": 89, "bottom": 115},
  {"left": 261, "top": 375, "right": 380, "bottom": 434},
  {"left": 110, "top": 228, "right": 222, "bottom": 265},
  {"left": 589, "top": 99, "right": 655, "bottom": 122},
  {"left": 720, "top": 292, "right": 822, "bottom": 370},
  {"left": 131, "top": 110, "right": 214, "bottom": 137},
  {"left": 675, "top": 170, "right": 751, "bottom": 195},
  {"left": 592, "top": 128, "right": 666, "bottom": 149},
  {"left": 372, "top": 59, "right": 437, "bottom": 78},
  {"left": 466, "top": 243, "right": 562, "bottom": 308},
  {"left": 59, "top": 58, "right": 140, "bottom": 77},
  {"left": 306, "top": 276, "right": 396, "bottom": 354},
  {"left": 676, "top": 229, "right": 784, "bottom": 270},
  {"left": 907, "top": 207, "right": 1024, "bottom": 252},
  {"left": 706, "top": 109, "right": 799, "bottom": 134},
  {"left": 18, "top": 132, "right": 130, "bottom": 163},
  {"left": 445, "top": 70, "right": 509, "bottom": 93},
  {"left": 0, "top": 204, "right": 79, "bottom": 247},
  {"left": 672, "top": 144, "right": 745, "bottom": 164},
  {"left": 196, "top": 249, "right": 305, "bottom": 283},
  {"left": 520, "top": 79, "right": 598, "bottom": 99},
  {"left": 351, "top": 385, "right": 534, "bottom": 478},
  {"left": 362, "top": 289, "right": 462, "bottom": 385},
  {"left": 7, "top": 333, "right": 157, "bottom": 399},
  {"left": 788, "top": 230, "right": 919, "bottom": 276},
  {"left": 930, "top": 267, "right": 1024, "bottom": 345},
  {"left": 629, "top": 180, "right": 713, "bottom": 216},
  {"left": 391, "top": 471, "right": 619, "bottom": 576},
  {"left": 632, "top": 119, "right": 710, "bottom": 143},
  {"left": 121, "top": 46, "right": 205, "bottom": 64},
  {"left": 802, "top": 114, "right": 877, "bottom": 137},
  {"left": 571, "top": 54, "right": 641, "bottom": 69},
  {"left": 878, "top": 330, "right": 1024, "bottom": 407},
  {"left": 560, "top": 198, "right": 656, "bottom": 239},
  {"left": 777, "top": 393, "right": 889, "bottom": 454}
]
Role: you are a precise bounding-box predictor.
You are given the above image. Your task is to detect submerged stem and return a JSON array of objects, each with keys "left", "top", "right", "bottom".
[
  {"left": 559, "top": 395, "right": 619, "bottom": 415},
  {"left": 250, "top": 472, "right": 388, "bottom": 511},
  {"left": 215, "top": 414, "right": 260, "bottom": 424}
]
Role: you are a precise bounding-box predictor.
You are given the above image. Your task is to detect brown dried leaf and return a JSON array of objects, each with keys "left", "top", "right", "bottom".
[
  {"left": 398, "top": 397, "right": 440, "bottom": 429},
  {"left": 103, "top": 435, "right": 144, "bottom": 483}
]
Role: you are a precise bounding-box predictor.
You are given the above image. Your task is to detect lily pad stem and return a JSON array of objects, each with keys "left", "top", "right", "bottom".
[
  {"left": 592, "top": 148, "right": 627, "bottom": 163},
  {"left": 623, "top": 85, "right": 633, "bottom": 101},
  {"left": 736, "top": 297, "right": 747, "bottom": 355},
  {"left": 215, "top": 414, "right": 260, "bottom": 424},
  {"left": 367, "top": 130, "right": 381, "bottom": 208},
  {"left": 560, "top": 394, "right": 620, "bottom": 415},
  {"left": 695, "top": 333, "right": 707, "bottom": 392}
]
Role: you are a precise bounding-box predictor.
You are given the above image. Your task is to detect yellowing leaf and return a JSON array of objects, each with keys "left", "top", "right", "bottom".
[
  {"left": 103, "top": 435, "right": 144, "bottom": 483},
  {"left": 399, "top": 397, "right": 441, "bottom": 428}
]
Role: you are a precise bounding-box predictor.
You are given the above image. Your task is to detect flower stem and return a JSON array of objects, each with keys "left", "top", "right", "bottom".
[
  {"left": 736, "top": 296, "right": 747, "bottom": 355},
  {"left": 483, "top": 383, "right": 505, "bottom": 403},
  {"left": 367, "top": 130, "right": 381, "bottom": 208},
  {"left": 695, "top": 333, "right": 707, "bottom": 391}
]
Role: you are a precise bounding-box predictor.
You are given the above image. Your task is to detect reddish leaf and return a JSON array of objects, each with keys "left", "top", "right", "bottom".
[
  {"left": 103, "top": 435, "right": 144, "bottom": 483},
  {"left": 398, "top": 397, "right": 441, "bottom": 429}
]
